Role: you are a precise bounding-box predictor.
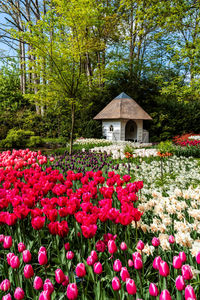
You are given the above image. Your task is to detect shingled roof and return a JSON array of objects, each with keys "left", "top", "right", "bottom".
[{"left": 94, "top": 92, "right": 152, "bottom": 120}]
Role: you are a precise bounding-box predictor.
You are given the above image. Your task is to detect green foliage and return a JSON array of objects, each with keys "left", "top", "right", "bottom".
[
  {"left": 171, "top": 145, "right": 200, "bottom": 158},
  {"left": 1, "top": 129, "right": 34, "bottom": 149},
  {"left": 124, "top": 144, "right": 134, "bottom": 155},
  {"left": 158, "top": 140, "right": 173, "bottom": 154},
  {"left": 27, "top": 136, "right": 43, "bottom": 148}
]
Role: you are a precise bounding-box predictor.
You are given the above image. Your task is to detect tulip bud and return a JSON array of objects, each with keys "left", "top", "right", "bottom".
[
  {"left": 39, "top": 246, "right": 47, "bottom": 254},
  {"left": 173, "top": 256, "right": 182, "bottom": 269},
  {"left": 179, "top": 252, "right": 187, "bottom": 263},
  {"left": 112, "top": 276, "right": 121, "bottom": 291},
  {"left": 152, "top": 237, "right": 160, "bottom": 247},
  {"left": 159, "top": 261, "right": 170, "bottom": 277},
  {"left": 137, "top": 240, "right": 144, "bottom": 250},
  {"left": 185, "top": 285, "right": 197, "bottom": 300},
  {"left": 153, "top": 256, "right": 161, "bottom": 270},
  {"left": 3, "top": 236, "right": 12, "bottom": 249},
  {"left": 62, "top": 276, "right": 69, "bottom": 287},
  {"left": 134, "top": 257, "right": 143, "bottom": 270},
  {"left": 24, "top": 264, "right": 34, "bottom": 279},
  {"left": 38, "top": 252, "right": 48, "bottom": 265},
  {"left": 0, "top": 234, "right": 4, "bottom": 242},
  {"left": 108, "top": 240, "right": 117, "bottom": 254},
  {"left": 126, "top": 278, "right": 137, "bottom": 295},
  {"left": 18, "top": 242, "right": 26, "bottom": 253},
  {"left": 120, "top": 267, "right": 130, "bottom": 282},
  {"left": 87, "top": 255, "right": 94, "bottom": 266},
  {"left": 128, "top": 259, "right": 134, "bottom": 267},
  {"left": 66, "top": 283, "right": 78, "bottom": 300},
  {"left": 7, "top": 253, "right": 14, "bottom": 265},
  {"left": 55, "top": 268, "right": 65, "bottom": 284},
  {"left": 168, "top": 235, "right": 175, "bottom": 244},
  {"left": 39, "top": 291, "right": 51, "bottom": 300},
  {"left": 33, "top": 276, "right": 43, "bottom": 290},
  {"left": 175, "top": 275, "right": 185, "bottom": 291},
  {"left": 75, "top": 263, "right": 86, "bottom": 278},
  {"left": 0, "top": 279, "right": 11, "bottom": 292},
  {"left": 10, "top": 256, "right": 20, "bottom": 269},
  {"left": 93, "top": 262, "right": 103, "bottom": 275},
  {"left": 22, "top": 250, "right": 32, "bottom": 263},
  {"left": 159, "top": 289, "right": 172, "bottom": 300},
  {"left": 196, "top": 252, "right": 200, "bottom": 264},
  {"left": 120, "top": 242, "right": 127, "bottom": 251},
  {"left": 132, "top": 252, "right": 142, "bottom": 261},
  {"left": 149, "top": 283, "right": 159, "bottom": 296},
  {"left": 14, "top": 287, "right": 24, "bottom": 300},
  {"left": 64, "top": 243, "right": 70, "bottom": 251},
  {"left": 43, "top": 279, "right": 54, "bottom": 294},
  {"left": 90, "top": 250, "right": 98, "bottom": 262},
  {"left": 181, "top": 265, "right": 193, "bottom": 281},
  {"left": 113, "top": 259, "right": 122, "bottom": 272},
  {"left": 2, "top": 294, "right": 12, "bottom": 300},
  {"left": 66, "top": 251, "right": 74, "bottom": 260}
]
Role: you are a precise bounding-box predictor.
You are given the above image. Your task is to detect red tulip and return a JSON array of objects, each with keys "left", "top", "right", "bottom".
[
  {"left": 181, "top": 265, "right": 193, "bottom": 280},
  {"left": 0, "top": 234, "right": 4, "bottom": 242},
  {"left": 159, "top": 261, "right": 170, "bottom": 277},
  {"left": 128, "top": 259, "right": 134, "bottom": 267},
  {"left": 137, "top": 240, "right": 144, "bottom": 250},
  {"left": 0, "top": 279, "right": 11, "bottom": 292},
  {"left": 33, "top": 276, "right": 43, "bottom": 290},
  {"left": 43, "top": 279, "right": 54, "bottom": 294},
  {"left": 93, "top": 262, "right": 103, "bottom": 274},
  {"left": 55, "top": 268, "right": 65, "bottom": 284},
  {"left": 39, "top": 246, "right": 47, "bottom": 254},
  {"left": 108, "top": 240, "right": 117, "bottom": 254},
  {"left": 173, "top": 256, "right": 182, "bottom": 269},
  {"left": 38, "top": 252, "right": 48, "bottom": 265},
  {"left": 126, "top": 278, "right": 137, "bottom": 295},
  {"left": 22, "top": 250, "right": 32, "bottom": 263},
  {"left": 149, "top": 283, "right": 159, "bottom": 296},
  {"left": 14, "top": 287, "right": 24, "bottom": 300},
  {"left": 175, "top": 275, "right": 185, "bottom": 291},
  {"left": 39, "top": 291, "right": 51, "bottom": 300},
  {"left": 112, "top": 276, "right": 121, "bottom": 291},
  {"left": 66, "top": 283, "right": 78, "bottom": 300},
  {"left": 3, "top": 236, "right": 12, "bottom": 249},
  {"left": 10, "top": 256, "right": 20, "bottom": 269},
  {"left": 134, "top": 257, "right": 143, "bottom": 270},
  {"left": 179, "top": 252, "right": 187, "bottom": 263},
  {"left": 153, "top": 256, "right": 161, "bottom": 270},
  {"left": 113, "top": 259, "right": 122, "bottom": 272},
  {"left": 2, "top": 294, "right": 12, "bottom": 300},
  {"left": 64, "top": 243, "right": 70, "bottom": 251},
  {"left": 66, "top": 251, "right": 74, "bottom": 260},
  {"left": 168, "top": 235, "right": 175, "bottom": 244},
  {"left": 159, "top": 289, "right": 172, "bottom": 300},
  {"left": 87, "top": 255, "right": 94, "bottom": 266},
  {"left": 62, "top": 276, "right": 69, "bottom": 287},
  {"left": 31, "top": 216, "right": 45, "bottom": 230},
  {"left": 120, "top": 242, "right": 127, "bottom": 251},
  {"left": 90, "top": 250, "right": 98, "bottom": 262},
  {"left": 132, "top": 252, "right": 142, "bottom": 261},
  {"left": 120, "top": 267, "right": 130, "bottom": 282},
  {"left": 18, "top": 242, "right": 26, "bottom": 253},
  {"left": 152, "top": 237, "right": 160, "bottom": 247},
  {"left": 75, "top": 263, "right": 86, "bottom": 277},
  {"left": 24, "top": 264, "right": 34, "bottom": 279},
  {"left": 185, "top": 285, "right": 197, "bottom": 300},
  {"left": 7, "top": 253, "right": 14, "bottom": 265},
  {"left": 196, "top": 252, "right": 200, "bottom": 264}
]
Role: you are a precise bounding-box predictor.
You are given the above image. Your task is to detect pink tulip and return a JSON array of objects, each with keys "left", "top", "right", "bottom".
[
  {"left": 64, "top": 243, "right": 70, "bottom": 251},
  {"left": 87, "top": 255, "right": 94, "bottom": 266},
  {"left": 132, "top": 252, "right": 142, "bottom": 261},
  {"left": 182, "top": 265, "right": 193, "bottom": 280},
  {"left": 152, "top": 237, "right": 160, "bottom": 247},
  {"left": 185, "top": 285, "right": 197, "bottom": 300},
  {"left": 18, "top": 243, "right": 26, "bottom": 253},
  {"left": 179, "top": 252, "right": 187, "bottom": 263},
  {"left": 39, "top": 246, "right": 47, "bottom": 254},
  {"left": 66, "top": 283, "right": 78, "bottom": 300},
  {"left": 7, "top": 253, "right": 14, "bottom": 265},
  {"left": 159, "top": 289, "right": 172, "bottom": 300},
  {"left": 159, "top": 261, "right": 170, "bottom": 277},
  {"left": 120, "top": 267, "right": 130, "bottom": 282},
  {"left": 3, "top": 236, "right": 12, "bottom": 249},
  {"left": 33, "top": 276, "right": 43, "bottom": 290},
  {"left": 168, "top": 235, "right": 175, "bottom": 244},
  {"left": 39, "top": 291, "right": 51, "bottom": 300},
  {"left": 108, "top": 240, "right": 117, "bottom": 254},
  {"left": 120, "top": 242, "right": 127, "bottom": 251},
  {"left": 0, "top": 279, "right": 11, "bottom": 292},
  {"left": 55, "top": 268, "right": 65, "bottom": 283},
  {"left": 0, "top": 234, "right": 4, "bottom": 242},
  {"left": 153, "top": 256, "right": 162, "bottom": 270},
  {"left": 10, "top": 256, "right": 20, "bottom": 269},
  {"left": 149, "top": 283, "right": 159, "bottom": 296},
  {"left": 43, "top": 279, "right": 54, "bottom": 294},
  {"left": 75, "top": 263, "right": 86, "bottom": 278},
  {"left": 134, "top": 257, "right": 143, "bottom": 270},
  {"left": 2, "top": 294, "right": 12, "bottom": 300},
  {"left": 38, "top": 252, "right": 48, "bottom": 265},
  {"left": 112, "top": 276, "right": 121, "bottom": 291},
  {"left": 128, "top": 259, "right": 134, "bottom": 267},
  {"left": 126, "top": 278, "right": 137, "bottom": 295},
  {"left": 173, "top": 256, "right": 182, "bottom": 269},
  {"left": 175, "top": 275, "right": 185, "bottom": 291},
  {"left": 137, "top": 240, "right": 144, "bottom": 250},
  {"left": 24, "top": 264, "right": 34, "bottom": 279},
  {"left": 22, "top": 250, "right": 32, "bottom": 263},
  {"left": 113, "top": 259, "right": 122, "bottom": 272},
  {"left": 90, "top": 250, "right": 98, "bottom": 262},
  {"left": 66, "top": 251, "right": 74, "bottom": 260},
  {"left": 62, "top": 276, "right": 69, "bottom": 287},
  {"left": 196, "top": 252, "right": 200, "bottom": 264},
  {"left": 93, "top": 262, "right": 103, "bottom": 274},
  {"left": 14, "top": 287, "right": 24, "bottom": 300}
]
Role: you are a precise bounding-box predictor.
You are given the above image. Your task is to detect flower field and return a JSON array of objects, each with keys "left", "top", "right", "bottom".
[{"left": 0, "top": 149, "right": 199, "bottom": 299}]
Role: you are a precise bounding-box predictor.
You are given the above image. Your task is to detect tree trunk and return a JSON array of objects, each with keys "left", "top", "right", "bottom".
[{"left": 69, "top": 102, "right": 75, "bottom": 155}]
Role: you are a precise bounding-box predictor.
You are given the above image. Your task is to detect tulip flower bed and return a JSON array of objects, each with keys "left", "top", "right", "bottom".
[{"left": 0, "top": 149, "right": 200, "bottom": 299}]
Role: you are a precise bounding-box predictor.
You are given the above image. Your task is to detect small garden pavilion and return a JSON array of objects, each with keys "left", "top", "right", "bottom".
[{"left": 94, "top": 92, "right": 152, "bottom": 142}]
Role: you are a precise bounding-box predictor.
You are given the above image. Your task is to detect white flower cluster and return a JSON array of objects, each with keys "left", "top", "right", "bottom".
[{"left": 188, "top": 135, "right": 200, "bottom": 140}]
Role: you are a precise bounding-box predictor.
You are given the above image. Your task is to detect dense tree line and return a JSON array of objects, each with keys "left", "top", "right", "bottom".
[{"left": 0, "top": 0, "right": 200, "bottom": 146}]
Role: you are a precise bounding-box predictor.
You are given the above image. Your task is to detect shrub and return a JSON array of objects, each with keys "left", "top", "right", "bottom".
[
  {"left": 27, "top": 136, "right": 43, "bottom": 148},
  {"left": 1, "top": 129, "right": 34, "bottom": 148}
]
